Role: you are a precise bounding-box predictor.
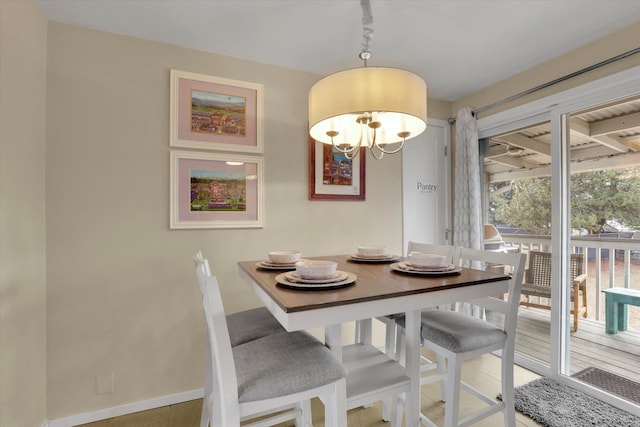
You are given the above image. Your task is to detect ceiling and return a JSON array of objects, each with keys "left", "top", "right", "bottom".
[
  {"left": 485, "top": 95, "right": 640, "bottom": 183},
  {"left": 35, "top": 0, "right": 640, "bottom": 101}
]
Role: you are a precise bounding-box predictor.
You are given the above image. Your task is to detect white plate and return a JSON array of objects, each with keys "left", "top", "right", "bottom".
[
  {"left": 390, "top": 262, "right": 462, "bottom": 276},
  {"left": 349, "top": 254, "right": 400, "bottom": 263},
  {"left": 284, "top": 270, "right": 348, "bottom": 284},
  {"left": 256, "top": 259, "right": 308, "bottom": 270},
  {"left": 352, "top": 253, "right": 393, "bottom": 259},
  {"left": 399, "top": 262, "right": 457, "bottom": 272},
  {"left": 275, "top": 272, "right": 357, "bottom": 290}
]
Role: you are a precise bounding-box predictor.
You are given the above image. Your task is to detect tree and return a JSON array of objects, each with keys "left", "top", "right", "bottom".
[
  {"left": 571, "top": 168, "right": 640, "bottom": 233},
  {"left": 493, "top": 177, "right": 552, "bottom": 234},
  {"left": 492, "top": 167, "right": 640, "bottom": 234}
]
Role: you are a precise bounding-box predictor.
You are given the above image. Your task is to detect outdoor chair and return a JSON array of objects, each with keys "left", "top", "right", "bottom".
[
  {"left": 519, "top": 251, "right": 588, "bottom": 331},
  {"left": 194, "top": 253, "right": 347, "bottom": 427}
]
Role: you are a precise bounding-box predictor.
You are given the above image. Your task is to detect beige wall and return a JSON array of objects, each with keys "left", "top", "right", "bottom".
[
  {"left": 426, "top": 97, "right": 452, "bottom": 122},
  {"left": 0, "top": 1, "right": 49, "bottom": 426},
  {"left": 43, "top": 21, "right": 427, "bottom": 418}
]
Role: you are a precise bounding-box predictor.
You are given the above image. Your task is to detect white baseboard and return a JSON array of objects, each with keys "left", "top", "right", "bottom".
[
  {"left": 41, "top": 421, "right": 49, "bottom": 427},
  {"left": 48, "top": 388, "right": 203, "bottom": 427}
]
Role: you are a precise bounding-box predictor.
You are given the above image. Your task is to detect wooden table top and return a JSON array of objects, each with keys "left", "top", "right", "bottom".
[{"left": 238, "top": 255, "right": 508, "bottom": 313}]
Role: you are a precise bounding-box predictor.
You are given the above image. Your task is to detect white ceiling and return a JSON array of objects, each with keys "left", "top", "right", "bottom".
[{"left": 35, "top": 0, "right": 640, "bottom": 101}]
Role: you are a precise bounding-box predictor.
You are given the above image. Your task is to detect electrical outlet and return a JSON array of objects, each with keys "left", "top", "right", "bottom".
[{"left": 95, "top": 372, "right": 114, "bottom": 395}]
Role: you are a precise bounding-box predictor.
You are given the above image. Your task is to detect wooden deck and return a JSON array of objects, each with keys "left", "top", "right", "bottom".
[{"left": 502, "top": 308, "right": 640, "bottom": 382}]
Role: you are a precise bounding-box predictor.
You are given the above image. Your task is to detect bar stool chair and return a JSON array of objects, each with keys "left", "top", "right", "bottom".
[
  {"left": 396, "top": 248, "right": 526, "bottom": 427},
  {"left": 372, "top": 243, "right": 461, "bottom": 419},
  {"left": 194, "top": 254, "right": 348, "bottom": 427},
  {"left": 194, "top": 251, "right": 285, "bottom": 346},
  {"left": 383, "top": 242, "right": 462, "bottom": 359}
]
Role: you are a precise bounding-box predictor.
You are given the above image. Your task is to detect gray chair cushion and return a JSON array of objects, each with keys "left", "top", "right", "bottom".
[
  {"left": 389, "top": 307, "right": 438, "bottom": 327},
  {"left": 226, "top": 307, "right": 285, "bottom": 347},
  {"left": 417, "top": 310, "right": 506, "bottom": 353},
  {"left": 233, "top": 331, "right": 347, "bottom": 403}
]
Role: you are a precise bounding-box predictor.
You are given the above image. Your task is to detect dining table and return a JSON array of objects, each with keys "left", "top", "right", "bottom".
[{"left": 238, "top": 254, "right": 510, "bottom": 427}]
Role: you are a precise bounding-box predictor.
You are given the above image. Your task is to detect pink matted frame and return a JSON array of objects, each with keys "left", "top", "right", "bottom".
[
  {"left": 170, "top": 150, "right": 263, "bottom": 229},
  {"left": 170, "top": 69, "right": 263, "bottom": 153}
]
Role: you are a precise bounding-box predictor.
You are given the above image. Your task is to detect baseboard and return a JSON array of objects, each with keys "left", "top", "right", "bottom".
[
  {"left": 41, "top": 421, "right": 49, "bottom": 427},
  {"left": 48, "top": 388, "right": 203, "bottom": 427}
]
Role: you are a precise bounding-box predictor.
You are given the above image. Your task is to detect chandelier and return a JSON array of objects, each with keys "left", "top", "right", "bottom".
[{"left": 308, "top": 0, "right": 427, "bottom": 160}]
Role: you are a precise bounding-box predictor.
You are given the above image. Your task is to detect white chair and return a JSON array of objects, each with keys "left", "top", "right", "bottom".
[
  {"left": 374, "top": 243, "right": 461, "bottom": 419},
  {"left": 194, "top": 254, "right": 348, "bottom": 427},
  {"left": 407, "top": 241, "right": 462, "bottom": 264},
  {"left": 396, "top": 247, "right": 526, "bottom": 427},
  {"left": 355, "top": 243, "right": 459, "bottom": 418},
  {"left": 378, "top": 242, "right": 462, "bottom": 360},
  {"left": 193, "top": 251, "right": 285, "bottom": 346}
]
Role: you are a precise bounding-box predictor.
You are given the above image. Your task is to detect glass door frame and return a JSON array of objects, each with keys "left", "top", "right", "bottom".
[{"left": 477, "top": 64, "right": 640, "bottom": 414}]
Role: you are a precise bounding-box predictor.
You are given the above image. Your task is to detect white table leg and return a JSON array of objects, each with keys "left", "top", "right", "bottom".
[
  {"left": 325, "top": 323, "right": 343, "bottom": 361},
  {"left": 355, "top": 318, "right": 372, "bottom": 345},
  {"left": 404, "top": 310, "right": 421, "bottom": 427}
]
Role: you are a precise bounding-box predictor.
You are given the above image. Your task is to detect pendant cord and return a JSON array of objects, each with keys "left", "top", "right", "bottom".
[{"left": 360, "top": 0, "right": 374, "bottom": 60}]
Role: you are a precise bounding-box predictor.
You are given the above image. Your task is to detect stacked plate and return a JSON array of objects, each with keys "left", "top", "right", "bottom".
[
  {"left": 390, "top": 262, "right": 462, "bottom": 276},
  {"left": 349, "top": 245, "right": 399, "bottom": 263},
  {"left": 348, "top": 253, "right": 400, "bottom": 263},
  {"left": 256, "top": 259, "right": 306, "bottom": 270},
  {"left": 275, "top": 271, "right": 357, "bottom": 290},
  {"left": 257, "top": 250, "right": 303, "bottom": 270}
]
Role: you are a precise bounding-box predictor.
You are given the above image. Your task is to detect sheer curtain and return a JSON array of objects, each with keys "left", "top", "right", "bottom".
[{"left": 453, "top": 107, "right": 484, "bottom": 316}]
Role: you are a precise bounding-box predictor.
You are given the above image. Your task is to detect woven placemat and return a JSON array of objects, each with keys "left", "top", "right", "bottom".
[{"left": 572, "top": 366, "right": 640, "bottom": 405}]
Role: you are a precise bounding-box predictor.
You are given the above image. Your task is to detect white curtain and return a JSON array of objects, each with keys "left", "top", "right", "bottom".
[{"left": 453, "top": 107, "right": 484, "bottom": 316}]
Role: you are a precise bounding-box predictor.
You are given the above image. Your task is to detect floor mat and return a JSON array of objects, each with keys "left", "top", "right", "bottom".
[
  {"left": 511, "top": 377, "right": 640, "bottom": 427},
  {"left": 572, "top": 366, "right": 640, "bottom": 405}
]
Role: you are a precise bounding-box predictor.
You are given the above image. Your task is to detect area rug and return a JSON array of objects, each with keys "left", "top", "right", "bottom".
[
  {"left": 572, "top": 366, "right": 640, "bottom": 405},
  {"left": 512, "top": 377, "right": 640, "bottom": 427}
]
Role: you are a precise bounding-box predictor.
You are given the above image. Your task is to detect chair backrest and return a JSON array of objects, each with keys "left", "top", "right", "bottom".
[
  {"left": 525, "top": 251, "right": 585, "bottom": 286},
  {"left": 458, "top": 248, "right": 526, "bottom": 343},
  {"left": 194, "top": 254, "right": 241, "bottom": 425},
  {"left": 569, "top": 253, "right": 585, "bottom": 281},
  {"left": 193, "top": 250, "right": 212, "bottom": 278},
  {"left": 406, "top": 241, "right": 462, "bottom": 265}
]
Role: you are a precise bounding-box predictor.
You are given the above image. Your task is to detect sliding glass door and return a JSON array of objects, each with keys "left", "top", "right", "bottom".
[
  {"left": 563, "top": 97, "right": 640, "bottom": 412},
  {"left": 478, "top": 65, "right": 640, "bottom": 413}
]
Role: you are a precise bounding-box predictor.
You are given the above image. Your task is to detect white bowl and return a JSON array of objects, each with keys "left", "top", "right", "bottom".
[
  {"left": 357, "top": 245, "right": 388, "bottom": 257},
  {"left": 295, "top": 260, "right": 338, "bottom": 279},
  {"left": 268, "top": 250, "right": 301, "bottom": 264},
  {"left": 408, "top": 252, "right": 448, "bottom": 268}
]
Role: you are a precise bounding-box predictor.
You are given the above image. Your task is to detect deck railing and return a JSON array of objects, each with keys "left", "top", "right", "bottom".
[{"left": 500, "top": 233, "right": 640, "bottom": 322}]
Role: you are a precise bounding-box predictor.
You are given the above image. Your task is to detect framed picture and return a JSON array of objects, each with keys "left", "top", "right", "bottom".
[
  {"left": 308, "top": 136, "right": 366, "bottom": 201},
  {"left": 170, "top": 150, "right": 263, "bottom": 229},
  {"left": 170, "top": 69, "right": 263, "bottom": 153}
]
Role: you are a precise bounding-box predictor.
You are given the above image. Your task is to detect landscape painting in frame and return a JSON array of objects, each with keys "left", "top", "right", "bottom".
[
  {"left": 170, "top": 150, "right": 263, "bottom": 229},
  {"left": 170, "top": 69, "right": 263, "bottom": 153},
  {"left": 308, "top": 136, "right": 366, "bottom": 200}
]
